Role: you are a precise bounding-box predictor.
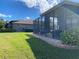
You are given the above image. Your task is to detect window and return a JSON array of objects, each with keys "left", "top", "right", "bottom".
[
  {"left": 54, "top": 17, "right": 59, "bottom": 30},
  {"left": 41, "top": 16, "right": 45, "bottom": 29},
  {"left": 42, "top": 16, "right": 45, "bottom": 22},
  {"left": 50, "top": 17, "right": 53, "bottom": 31}
]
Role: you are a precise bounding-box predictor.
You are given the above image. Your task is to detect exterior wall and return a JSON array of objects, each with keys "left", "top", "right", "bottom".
[{"left": 12, "top": 24, "right": 33, "bottom": 32}]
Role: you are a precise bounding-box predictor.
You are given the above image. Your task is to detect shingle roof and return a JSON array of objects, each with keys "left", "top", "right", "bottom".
[{"left": 13, "top": 20, "right": 33, "bottom": 25}]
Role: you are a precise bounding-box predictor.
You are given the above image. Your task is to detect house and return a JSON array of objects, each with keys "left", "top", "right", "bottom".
[
  {"left": 6, "top": 20, "right": 18, "bottom": 28},
  {"left": 33, "top": 1, "right": 79, "bottom": 39},
  {"left": 8, "top": 20, "right": 33, "bottom": 32}
]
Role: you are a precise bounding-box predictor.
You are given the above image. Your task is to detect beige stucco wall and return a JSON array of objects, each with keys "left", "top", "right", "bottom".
[{"left": 12, "top": 24, "right": 33, "bottom": 32}]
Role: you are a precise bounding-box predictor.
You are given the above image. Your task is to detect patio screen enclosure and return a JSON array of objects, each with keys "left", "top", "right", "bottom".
[{"left": 33, "top": 1, "right": 79, "bottom": 39}]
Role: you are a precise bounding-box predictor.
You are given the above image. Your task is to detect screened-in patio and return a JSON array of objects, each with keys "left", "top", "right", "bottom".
[{"left": 33, "top": 1, "right": 79, "bottom": 39}]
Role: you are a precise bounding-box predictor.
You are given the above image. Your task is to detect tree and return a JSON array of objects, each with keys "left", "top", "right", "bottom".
[{"left": 0, "top": 18, "right": 6, "bottom": 29}]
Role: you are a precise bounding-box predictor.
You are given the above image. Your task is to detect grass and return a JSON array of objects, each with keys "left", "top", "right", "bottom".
[
  {"left": 0, "top": 32, "right": 79, "bottom": 59},
  {"left": 0, "top": 32, "right": 35, "bottom": 59}
]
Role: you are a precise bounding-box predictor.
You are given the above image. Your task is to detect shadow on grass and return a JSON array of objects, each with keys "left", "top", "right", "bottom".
[{"left": 25, "top": 34, "right": 79, "bottom": 59}]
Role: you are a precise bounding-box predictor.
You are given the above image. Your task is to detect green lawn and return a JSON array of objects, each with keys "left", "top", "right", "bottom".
[{"left": 0, "top": 32, "right": 79, "bottom": 59}]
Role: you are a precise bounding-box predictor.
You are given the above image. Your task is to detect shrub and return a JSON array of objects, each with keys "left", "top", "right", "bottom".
[
  {"left": 60, "top": 31, "right": 79, "bottom": 46},
  {"left": 0, "top": 20, "right": 5, "bottom": 29},
  {"left": 0, "top": 28, "right": 13, "bottom": 32}
]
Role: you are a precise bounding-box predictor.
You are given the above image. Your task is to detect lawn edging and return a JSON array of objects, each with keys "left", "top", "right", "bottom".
[{"left": 33, "top": 34, "right": 79, "bottom": 49}]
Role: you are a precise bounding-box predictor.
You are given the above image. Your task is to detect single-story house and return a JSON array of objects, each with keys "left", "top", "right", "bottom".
[
  {"left": 8, "top": 20, "right": 33, "bottom": 32},
  {"left": 33, "top": 1, "right": 79, "bottom": 39}
]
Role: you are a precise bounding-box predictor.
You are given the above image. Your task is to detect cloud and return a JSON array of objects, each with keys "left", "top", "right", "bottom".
[
  {"left": 26, "top": 17, "right": 31, "bottom": 19},
  {"left": 0, "top": 13, "right": 12, "bottom": 18},
  {"left": 18, "top": 0, "right": 61, "bottom": 13},
  {"left": 20, "top": 0, "right": 37, "bottom": 7}
]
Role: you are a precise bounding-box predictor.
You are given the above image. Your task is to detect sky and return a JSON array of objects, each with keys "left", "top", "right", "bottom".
[
  {"left": 0, "top": 0, "right": 79, "bottom": 21},
  {"left": 0, "top": 0, "right": 40, "bottom": 21}
]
